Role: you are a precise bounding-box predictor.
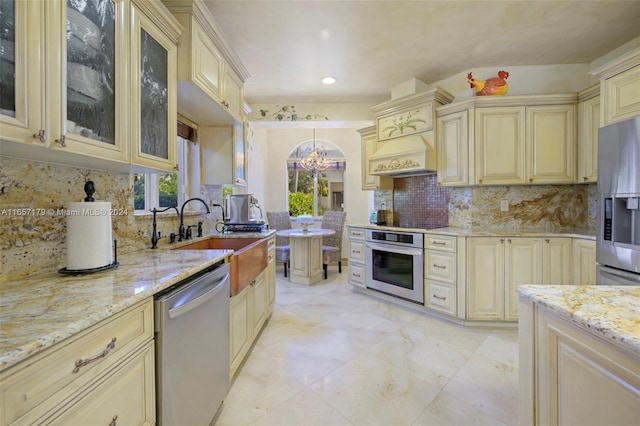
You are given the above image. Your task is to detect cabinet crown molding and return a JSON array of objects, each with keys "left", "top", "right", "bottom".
[
  {"left": 371, "top": 87, "right": 455, "bottom": 116},
  {"left": 133, "top": 0, "right": 183, "bottom": 44},
  {"left": 162, "top": 0, "right": 250, "bottom": 81},
  {"left": 590, "top": 47, "right": 640, "bottom": 80}
]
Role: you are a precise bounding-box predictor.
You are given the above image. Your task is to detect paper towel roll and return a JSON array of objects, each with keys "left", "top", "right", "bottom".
[{"left": 66, "top": 201, "right": 113, "bottom": 270}]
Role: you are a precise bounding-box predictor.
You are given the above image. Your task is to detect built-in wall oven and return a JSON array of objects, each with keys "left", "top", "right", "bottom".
[{"left": 365, "top": 229, "right": 424, "bottom": 304}]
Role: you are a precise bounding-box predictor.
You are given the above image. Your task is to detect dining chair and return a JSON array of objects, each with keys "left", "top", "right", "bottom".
[
  {"left": 320, "top": 211, "right": 347, "bottom": 279},
  {"left": 266, "top": 211, "right": 292, "bottom": 277}
]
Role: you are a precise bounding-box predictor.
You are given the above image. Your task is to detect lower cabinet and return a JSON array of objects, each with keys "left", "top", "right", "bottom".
[
  {"left": 520, "top": 301, "right": 640, "bottom": 425},
  {"left": 572, "top": 238, "right": 596, "bottom": 285},
  {"left": 348, "top": 228, "right": 366, "bottom": 289},
  {"left": 47, "top": 344, "right": 155, "bottom": 425},
  {"left": 0, "top": 299, "right": 155, "bottom": 425},
  {"left": 424, "top": 234, "right": 458, "bottom": 316},
  {"left": 229, "top": 266, "right": 273, "bottom": 379},
  {"left": 467, "top": 237, "right": 571, "bottom": 321}
]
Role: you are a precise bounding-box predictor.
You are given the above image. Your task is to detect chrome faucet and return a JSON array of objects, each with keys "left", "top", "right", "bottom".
[
  {"left": 150, "top": 206, "right": 179, "bottom": 249},
  {"left": 179, "top": 197, "right": 210, "bottom": 241}
]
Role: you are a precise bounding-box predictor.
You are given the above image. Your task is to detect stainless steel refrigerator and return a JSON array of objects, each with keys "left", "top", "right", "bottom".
[{"left": 596, "top": 116, "right": 640, "bottom": 285}]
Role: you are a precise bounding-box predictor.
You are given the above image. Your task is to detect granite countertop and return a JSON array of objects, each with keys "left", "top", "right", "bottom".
[
  {"left": 0, "top": 249, "right": 232, "bottom": 372},
  {"left": 517, "top": 285, "right": 640, "bottom": 356},
  {"left": 347, "top": 224, "right": 595, "bottom": 239}
]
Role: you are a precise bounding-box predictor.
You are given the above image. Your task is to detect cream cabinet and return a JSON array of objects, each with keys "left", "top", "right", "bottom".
[
  {"left": 348, "top": 228, "right": 366, "bottom": 289},
  {"left": 475, "top": 106, "right": 527, "bottom": 185},
  {"left": 602, "top": 64, "right": 640, "bottom": 125},
  {"left": 425, "top": 234, "right": 458, "bottom": 316},
  {"left": 542, "top": 237, "right": 572, "bottom": 285},
  {"left": 230, "top": 285, "right": 251, "bottom": 377},
  {"left": 267, "top": 236, "right": 276, "bottom": 308},
  {"left": 436, "top": 108, "right": 471, "bottom": 186},
  {"left": 229, "top": 263, "right": 272, "bottom": 378},
  {"left": 0, "top": 0, "right": 181, "bottom": 173},
  {"left": 0, "top": 299, "right": 155, "bottom": 425},
  {"left": 526, "top": 105, "right": 576, "bottom": 184},
  {"left": 200, "top": 121, "right": 247, "bottom": 186},
  {"left": 475, "top": 102, "right": 576, "bottom": 185},
  {"left": 358, "top": 126, "right": 392, "bottom": 190},
  {"left": 162, "top": 0, "right": 248, "bottom": 125},
  {"left": 577, "top": 85, "right": 600, "bottom": 183},
  {"left": 467, "top": 237, "right": 570, "bottom": 321},
  {"left": 572, "top": 238, "right": 596, "bottom": 285},
  {"left": 520, "top": 301, "right": 640, "bottom": 426},
  {"left": 467, "top": 237, "right": 542, "bottom": 321},
  {"left": 129, "top": 0, "right": 181, "bottom": 173}
]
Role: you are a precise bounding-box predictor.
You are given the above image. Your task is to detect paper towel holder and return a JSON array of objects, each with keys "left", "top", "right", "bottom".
[{"left": 58, "top": 240, "right": 119, "bottom": 275}]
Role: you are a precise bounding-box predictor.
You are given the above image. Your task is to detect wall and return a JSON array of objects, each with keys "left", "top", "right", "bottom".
[{"left": 0, "top": 156, "right": 213, "bottom": 282}]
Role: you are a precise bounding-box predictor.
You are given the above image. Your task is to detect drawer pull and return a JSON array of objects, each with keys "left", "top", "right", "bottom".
[
  {"left": 433, "top": 264, "right": 447, "bottom": 269},
  {"left": 353, "top": 273, "right": 361, "bottom": 278},
  {"left": 432, "top": 241, "right": 446, "bottom": 245},
  {"left": 352, "top": 250, "right": 361, "bottom": 254},
  {"left": 73, "top": 337, "right": 117, "bottom": 373},
  {"left": 433, "top": 294, "right": 447, "bottom": 301},
  {"left": 109, "top": 415, "right": 118, "bottom": 426}
]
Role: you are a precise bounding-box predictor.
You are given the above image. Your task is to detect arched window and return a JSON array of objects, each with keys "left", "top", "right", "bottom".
[{"left": 287, "top": 139, "right": 346, "bottom": 217}]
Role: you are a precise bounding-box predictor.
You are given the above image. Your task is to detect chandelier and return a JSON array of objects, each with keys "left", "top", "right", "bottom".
[{"left": 299, "top": 129, "right": 329, "bottom": 174}]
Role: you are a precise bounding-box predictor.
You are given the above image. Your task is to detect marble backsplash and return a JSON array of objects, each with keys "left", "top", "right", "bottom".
[
  {"left": 375, "top": 174, "right": 596, "bottom": 232},
  {"left": 0, "top": 157, "right": 212, "bottom": 282},
  {"left": 448, "top": 184, "right": 596, "bottom": 231}
]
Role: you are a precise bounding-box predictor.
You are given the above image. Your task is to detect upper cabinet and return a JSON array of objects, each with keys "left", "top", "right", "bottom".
[
  {"left": 0, "top": 0, "right": 182, "bottom": 173},
  {"left": 436, "top": 106, "right": 471, "bottom": 187},
  {"left": 577, "top": 85, "right": 600, "bottom": 183},
  {"left": 162, "top": 0, "right": 249, "bottom": 125},
  {"left": 200, "top": 120, "right": 247, "bottom": 186},
  {"left": 591, "top": 47, "right": 640, "bottom": 126},
  {"left": 129, "top": 0, "right": 182, "bottom": 172},
  {"left": 435, "top": 94, "right": 577, "bottom": 186}
]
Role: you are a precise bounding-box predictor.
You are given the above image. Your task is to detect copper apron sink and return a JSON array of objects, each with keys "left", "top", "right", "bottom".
[{"left": 177, "top": 238, "right": 268, "bottom": 296}]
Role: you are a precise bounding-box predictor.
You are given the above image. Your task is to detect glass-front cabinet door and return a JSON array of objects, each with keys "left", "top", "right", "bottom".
[
  {"left": 0, "top": 0, "right": 45, "bottom": 146},
  {"left": 130, "top": 1, "right": 178, "bottom": 173},
  {"left": 52, "top": 0, "right": 129, "bottom": 162}
]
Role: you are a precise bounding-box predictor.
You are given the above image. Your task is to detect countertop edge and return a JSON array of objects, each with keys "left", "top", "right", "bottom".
[
  {"left": 346, "top": 224, "right": 596, "bottom": 239},
  {"left": 517, "top": 285, "right": 640, "bottom": 357}
]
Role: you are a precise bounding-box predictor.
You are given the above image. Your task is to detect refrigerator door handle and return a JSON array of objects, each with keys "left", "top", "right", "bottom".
[{"left": 600, "top": 267, "right": 640, "bottom": 285}]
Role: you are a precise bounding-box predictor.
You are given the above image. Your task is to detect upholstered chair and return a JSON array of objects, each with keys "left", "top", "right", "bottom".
[
  {"left": 266, "top": 211, "right": 292, "bottom": 277},
  {"left": 320, "top": 211, "right": 347, "bottom": 279}
]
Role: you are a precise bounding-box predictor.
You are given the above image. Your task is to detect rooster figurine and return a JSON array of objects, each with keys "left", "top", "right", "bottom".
[{"left": 467, "top": 70, "right": 509, "bottom": 96}]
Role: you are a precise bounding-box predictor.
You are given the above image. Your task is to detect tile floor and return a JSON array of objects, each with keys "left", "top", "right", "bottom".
[{"left": 215, "top": 269, "right": 519, "bottom": 426}]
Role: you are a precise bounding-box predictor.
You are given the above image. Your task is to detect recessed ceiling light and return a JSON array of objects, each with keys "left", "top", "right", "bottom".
[{"left": 321, "top": 76, "right": 337, "bottom": 85}]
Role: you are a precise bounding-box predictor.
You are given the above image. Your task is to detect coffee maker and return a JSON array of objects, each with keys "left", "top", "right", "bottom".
[{"left": 224, "top": 194, "right": 263, "bottom": 224}]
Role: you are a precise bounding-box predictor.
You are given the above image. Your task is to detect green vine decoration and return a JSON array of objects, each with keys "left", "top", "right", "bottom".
[
  {"left": 255, "top": 105, "right": 329, "bottom": 121},
  {"left": 381, "top": 111, "right": 426, "bottom": 137}
]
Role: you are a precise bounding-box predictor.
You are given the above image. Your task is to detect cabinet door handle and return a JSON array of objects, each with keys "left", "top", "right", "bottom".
[
  {"left": 500, "top": 239, "right": 504, "bottom": 243},
  {"left": 109, "top": 415, "right": 118, "bottom": 426},
  {"left": 583, "top": 176, "right": 589, "bottom": 181},
  {"left": 353, "top": 273, "right": 361, "bottom": 278},
  {"left": 433, "top": 264, "right": 447, "bottom": 269},
  {"left": 507, "top": 239, "right": 512, "bottom": 243},
  {"left": 545, "top": 238, "right": 550, "bottom": 243},
  {"left": 433, "top": 294, "right": 447, "bottom": 301},
  {"left": 529, "top": 178, "right": 534, "bottom": 183},
  {"left": 33, "top": 129, "right": 46, "bottom": 144},
  {"left": 73, "top": 337, "right": 117, "bottom": 373},
  {"left": 353, "top": 250, "right": 361, "bottom": 254},
  {"left": 478, "top": 179, "right": 483, "bottom": 184},
  {"left": 432, "top": 241, "right": 446, "bottom": 246},
  {"left": 55, "top": 134, "right": 66, "bottom": 147}
]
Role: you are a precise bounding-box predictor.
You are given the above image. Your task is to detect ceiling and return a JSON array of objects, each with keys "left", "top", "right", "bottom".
[{"left": 205, "top": 1, "right": 640, "bottom": 104}]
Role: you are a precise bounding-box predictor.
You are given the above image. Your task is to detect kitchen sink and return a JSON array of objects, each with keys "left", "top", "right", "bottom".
[{"left": 177, "top": 237, "right": 268, "bottom": 296}]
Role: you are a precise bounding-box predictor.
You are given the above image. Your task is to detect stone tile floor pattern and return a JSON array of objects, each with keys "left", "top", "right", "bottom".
[{"left": 215, "top": 269, "right": 519, "bottom": 425}]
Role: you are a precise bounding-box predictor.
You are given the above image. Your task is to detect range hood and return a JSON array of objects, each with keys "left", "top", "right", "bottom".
[{"left": 369, "top": 130, "right": 436, "bottom": 176}]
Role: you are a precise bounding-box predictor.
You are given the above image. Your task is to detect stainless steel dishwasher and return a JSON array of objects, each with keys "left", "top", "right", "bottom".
[{"left": 155, "top": 262, "right": 230, "bottom": 426}]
